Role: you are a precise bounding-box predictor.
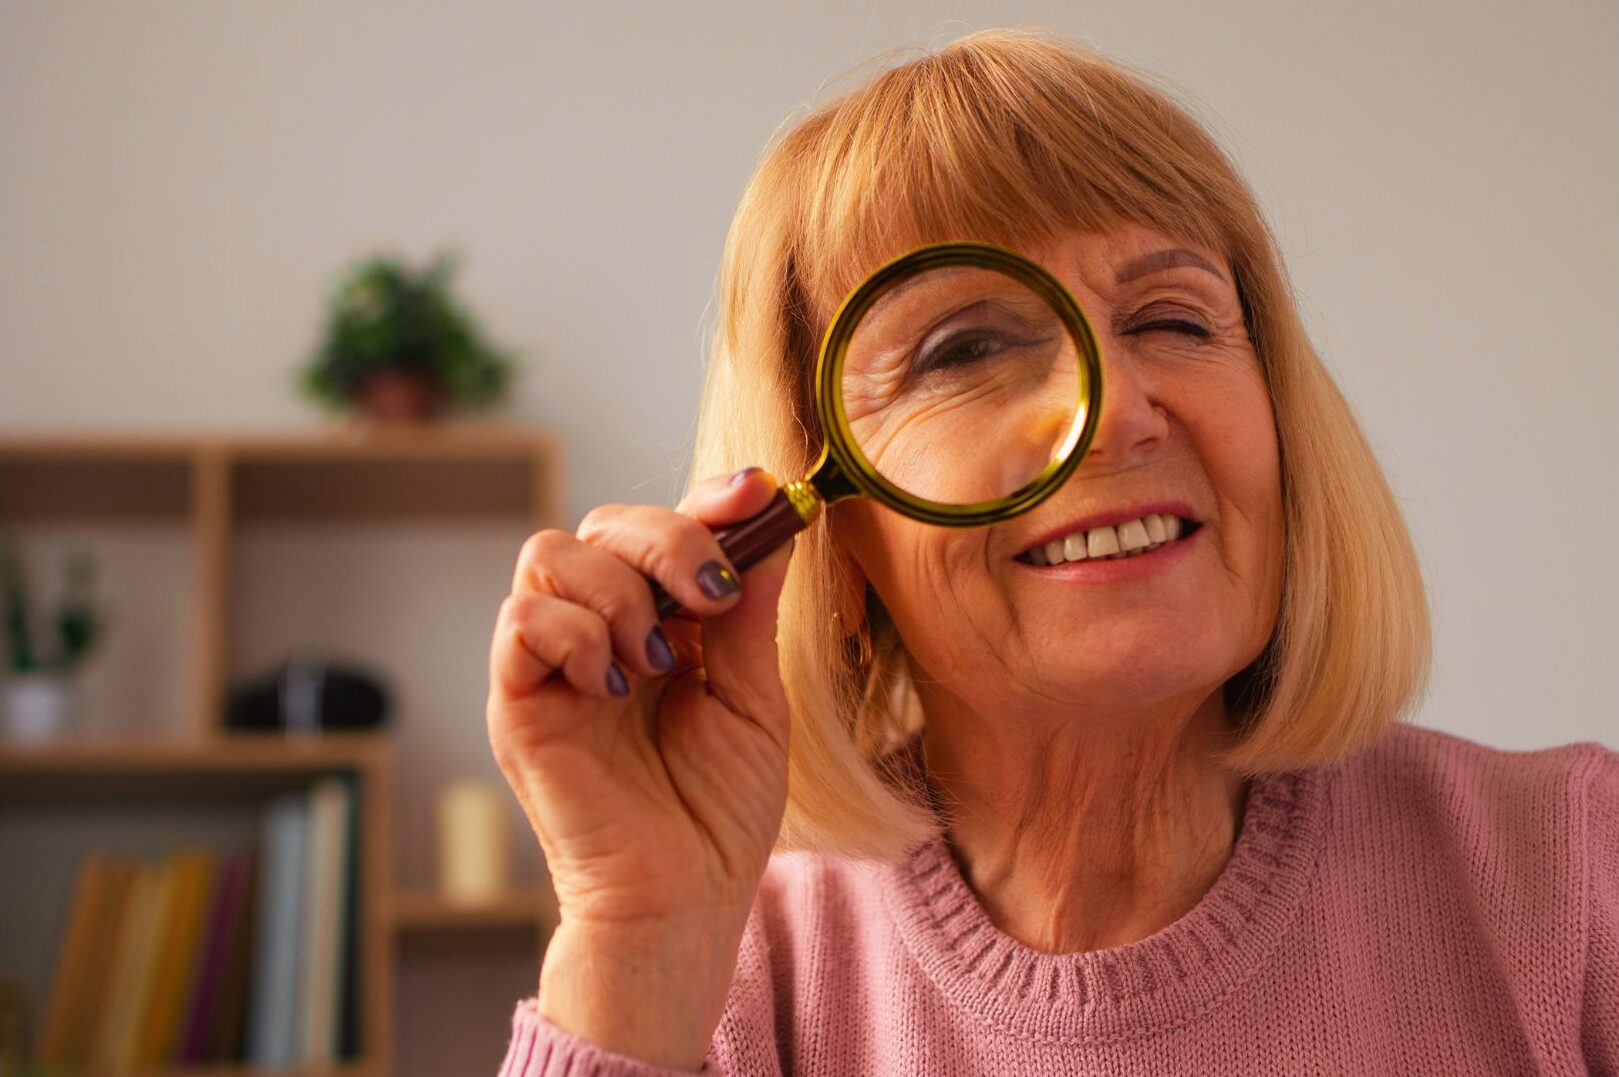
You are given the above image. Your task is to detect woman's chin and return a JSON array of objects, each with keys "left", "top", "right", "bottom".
[{"left": 1022, "top": 647, "right": 1226, "bottom": 713}]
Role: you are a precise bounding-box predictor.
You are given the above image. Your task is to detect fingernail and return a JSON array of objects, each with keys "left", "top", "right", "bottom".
[
  {"left": 729, "top": 466, "right": 762, "bottom": 486},
  {"left": 645, "top": 626, "right": 676, "bottom": 671},
  {"left": 606, "top": 662, "right": 629, "bottom": 697},
  {"left": 696, "top": 560, "right": 741, "bottom": 600}
]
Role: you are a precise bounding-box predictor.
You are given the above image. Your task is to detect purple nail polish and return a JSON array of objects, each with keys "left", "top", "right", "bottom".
[
  {"left": 606, "top": 663, "right": 629, "bottom": 697},
  {"left": 729, "top": 466, "right": 762, "bottom": 486},
  {"left": 696, "top": 561, "right": 740, "bottom": 600},
  {"left": 645, "top": 626, "right": 676, "bottom": 671}
]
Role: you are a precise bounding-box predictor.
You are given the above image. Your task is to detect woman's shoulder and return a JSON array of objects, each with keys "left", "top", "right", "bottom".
[
  {"left": 1320, "top": 722, "right": 1616, "bottom": 930},
  {"left": 1332, "top": 721, "right": 1617, "bottom": 828},
  {"left": 1317, "top": 723, "right": 1617, "bottom": 1065}
]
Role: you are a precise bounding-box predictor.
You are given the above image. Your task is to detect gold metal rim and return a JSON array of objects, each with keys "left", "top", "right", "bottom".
[{"left": 812, "top": 241, "right": 1104, "bottom": 528}]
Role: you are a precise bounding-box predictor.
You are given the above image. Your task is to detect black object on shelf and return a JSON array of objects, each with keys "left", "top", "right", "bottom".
[{"left": 224, "top": 651, "right": 391, "bottom": 734}]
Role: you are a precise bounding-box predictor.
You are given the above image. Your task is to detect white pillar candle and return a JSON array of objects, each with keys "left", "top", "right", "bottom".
[{"left": 436, "top": 778, "right": 510, "bottom": 902}]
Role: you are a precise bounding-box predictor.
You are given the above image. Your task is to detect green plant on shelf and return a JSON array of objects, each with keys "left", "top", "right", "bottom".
[
  {"left": 297, "top": 248, "right": 518, "bottom": 421},
  {"left": 1, "top": 539, "right": 102, "bottom": 676}
]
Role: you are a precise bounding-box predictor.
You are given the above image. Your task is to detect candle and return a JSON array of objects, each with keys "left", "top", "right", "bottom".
[{"left": 436, "top": 778, "right": 510, "bottom": 902}]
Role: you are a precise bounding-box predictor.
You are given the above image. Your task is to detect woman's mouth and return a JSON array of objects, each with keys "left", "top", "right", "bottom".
[{"left": 1013, "top": 514, "right": 1203, "bottom": 566}]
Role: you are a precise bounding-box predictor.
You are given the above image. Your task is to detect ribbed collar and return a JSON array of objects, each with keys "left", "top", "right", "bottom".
[{"left": 877, "top": 752, "right": 1329, "bottom": 1044}]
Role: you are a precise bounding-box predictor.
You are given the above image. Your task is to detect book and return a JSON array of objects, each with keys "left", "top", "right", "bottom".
[
  {"left": 205, "top": 844, "right": 260, "bottom": 1059},
  {"left": 137, "top": 847, "right": 218, "bottom": 1063},
  {"left": 92, "top": 857, "right": 171, "bottom": 1069},
  {"left": 299, "top": 775, "right": 350, "bottom": 1062},
  {"left": 178, "top": 846, "right": 250, "bottom": 1062},
  {"left": 85, "top": 860, "right": 150, "bottom": 1063},
  {"left": 75, "top": 856, "right": 140, "bottom": 1064},
  {"left": 246, "top": 791, "right": 309, "bottom": 1067},
  {"left": 38, "top": 853, "right": 134, "bottom": 1067},
  {"left": 336, "top": 771, "right": 362, "bottom": 1058}
]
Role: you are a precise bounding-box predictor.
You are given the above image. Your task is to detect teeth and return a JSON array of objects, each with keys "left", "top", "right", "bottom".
[
  {"left": 1021, "top": 513, "right": 1191, "bottom": 566},
  {"left": 1087, "top": 526, "right": 1120, "bottom": 558},
  {"left": 1117, "top": 519, "right": 1151, "bottom": 552}
]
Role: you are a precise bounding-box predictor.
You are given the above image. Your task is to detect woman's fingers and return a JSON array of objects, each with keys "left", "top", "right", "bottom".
[
  {"left": 511, "top": 530, "right": 685, "bottom": 680},
  {"left": 491, "top": 590, "right": 622, "bottom": 701},
  {"left": 496, "top": 467, "right": 790, "bottom": 719},
  {"left": 571, "top": 469, "right": 780, "bottom": 615},
  {"left": 691, "top": 531, "right": 793, "bottom": 747},
  {"left": 660, "top": 465, "right": 796, "bottom": 742},
  {"left": 675, "top": 467, "right": 781, "bottom": 526}
]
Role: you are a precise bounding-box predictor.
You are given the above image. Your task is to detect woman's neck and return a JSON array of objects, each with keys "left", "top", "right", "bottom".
[{"left": 915, "top": 689, "right": 1248, "bottom": 954}]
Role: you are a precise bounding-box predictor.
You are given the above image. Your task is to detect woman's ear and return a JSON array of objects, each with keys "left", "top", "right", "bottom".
[
  {"left": 825, "top": 504, "right": 871, "bottom": 636},
  {"left": 833, "top": 554, "right": 869, "bottom": 633}
]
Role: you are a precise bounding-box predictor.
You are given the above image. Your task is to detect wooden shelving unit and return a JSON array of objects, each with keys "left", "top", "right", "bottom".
[
  {"left": 0, "top": 424, "right": 566, "bottom": 1076},
  {"left": 387, "top": 888, "right": 557, "bottom": 936}
]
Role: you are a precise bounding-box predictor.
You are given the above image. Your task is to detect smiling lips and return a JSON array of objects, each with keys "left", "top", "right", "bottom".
[{"left": 1015, "top": 513, "right": 1200, "bottom": 565}]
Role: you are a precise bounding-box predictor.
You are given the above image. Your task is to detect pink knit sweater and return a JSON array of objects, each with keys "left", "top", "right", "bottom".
[{"left": 497, "top": 725, "right": 1618, "bottom": 1075}]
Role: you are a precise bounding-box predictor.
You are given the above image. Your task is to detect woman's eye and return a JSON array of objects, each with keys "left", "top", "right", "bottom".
[
  {"left": 1125, "top": 318, "right": 1211, "bottom": 339},
  {"left": 917, "top": 331, "right": 1003, "bottom": 372}
]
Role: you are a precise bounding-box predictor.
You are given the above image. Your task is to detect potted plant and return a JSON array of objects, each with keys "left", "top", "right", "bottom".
[
  {"left": 1, "top": 541, "right": 102, "bottom": 743},
  {"left": 297, "top": 250, "right": 517, "bottom": 423}
]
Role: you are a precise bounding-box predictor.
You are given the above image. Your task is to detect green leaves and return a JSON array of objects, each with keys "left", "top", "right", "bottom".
[
  {"left": 0, "top": 539, "right": 102, "bottom": 675},
  {"left": 297, "top": 250, "right": 517, "bottom": 413}
]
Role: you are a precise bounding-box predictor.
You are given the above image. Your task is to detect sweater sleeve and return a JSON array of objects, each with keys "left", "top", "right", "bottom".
[
  {"left": 1583, "top": 745, "right": 1619, "bottom": 1075},
  {"left": 495, "top": 902, "right": 786, "bottom": 1076},
  {"left": 496, "top": 1001, "right": 714, "bottom": 1076}
]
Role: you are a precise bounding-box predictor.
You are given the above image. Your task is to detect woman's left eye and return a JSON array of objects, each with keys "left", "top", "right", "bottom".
[
  {"left": 1125, "top": 318, "right": 1210, "bottom": 339},
  {"left": 916, "top": 330, "right": 1005, "bottom": 373}
]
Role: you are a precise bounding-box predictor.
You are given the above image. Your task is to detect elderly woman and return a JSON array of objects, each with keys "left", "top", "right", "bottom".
[{"left": 486, "top": 29, "right": 1616, "bottom": 1075}]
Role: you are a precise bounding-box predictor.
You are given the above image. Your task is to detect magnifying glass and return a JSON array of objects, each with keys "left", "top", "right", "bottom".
[{"left": 652, "top": 240, "right": 1105, "bottom": 619}]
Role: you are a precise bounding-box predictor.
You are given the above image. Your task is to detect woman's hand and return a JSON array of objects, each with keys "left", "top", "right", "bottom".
[{"left": 486, "top": 468, "right": 792, "bottom": 1070}]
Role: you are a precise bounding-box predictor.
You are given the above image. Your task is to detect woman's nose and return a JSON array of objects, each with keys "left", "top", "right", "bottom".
[{"left": 1081, "top": 340, "right": 1168, "bottom": 469}]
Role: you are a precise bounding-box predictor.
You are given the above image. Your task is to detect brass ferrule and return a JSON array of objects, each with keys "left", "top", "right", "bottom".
[{"left": 783, "top": 479, "right": 824, "bottom": 525}]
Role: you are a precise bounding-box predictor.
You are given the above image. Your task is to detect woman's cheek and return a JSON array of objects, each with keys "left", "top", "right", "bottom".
[{"left": 891, "top": 537, "right": 997, "bottom": 653}]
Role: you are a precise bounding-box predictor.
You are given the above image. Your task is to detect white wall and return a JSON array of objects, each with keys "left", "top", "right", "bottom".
[{"left": 4, "top": 0, "right": 1614, "bottom": 755}]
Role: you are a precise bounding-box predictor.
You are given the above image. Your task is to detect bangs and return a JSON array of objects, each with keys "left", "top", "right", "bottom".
[{"left": 784, "top": 31, "right": 1240, "bottom": 335}]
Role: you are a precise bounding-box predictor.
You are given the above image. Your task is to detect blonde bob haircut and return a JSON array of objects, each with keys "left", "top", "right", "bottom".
[{"left": 686, "top": 27, "right": 1431, "bottom": 862}]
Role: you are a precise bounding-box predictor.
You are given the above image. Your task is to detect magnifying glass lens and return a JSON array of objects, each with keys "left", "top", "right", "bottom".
[{"left": 839, "top": 265, "right": 1082, "bottom": 505}]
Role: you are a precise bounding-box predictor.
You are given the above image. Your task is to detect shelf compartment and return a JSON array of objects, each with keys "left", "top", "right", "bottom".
[
  {"left": 233, "top": 457, "right": 536, "bottom": 522},
  {"left": 0, "top": 734, "right": 389, "bottom": 805},
  {"left": 389, "top": 887, "right": 557, "bottom": 935},
  {"left": 0, "top": 456, "right": 193, "bottom": 521}
]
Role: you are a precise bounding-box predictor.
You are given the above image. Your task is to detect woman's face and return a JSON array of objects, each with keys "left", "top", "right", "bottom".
[{"left": 833, "top": 222, "right": 1284, "bottom": 721}]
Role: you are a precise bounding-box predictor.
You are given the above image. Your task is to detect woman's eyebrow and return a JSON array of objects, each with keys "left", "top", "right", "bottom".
[{"left": 1114, "top": 248, "right": 1228, "bottom": 285}]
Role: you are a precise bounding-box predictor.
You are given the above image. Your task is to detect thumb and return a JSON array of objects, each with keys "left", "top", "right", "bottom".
[{"left": 691, "top": 471, "right": 795, "bottom": 743}]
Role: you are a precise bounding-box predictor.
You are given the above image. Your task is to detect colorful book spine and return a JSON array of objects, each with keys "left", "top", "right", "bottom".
[
  {"left": 178, "top": 848, "right": 249, "bottom": 1062},
  {"left": 246, "top": 791, "right": 309, "bottom": 1067},
  {"left": 205, "top": 844, "right": 260, "bottom": 1059},
  {"left": 38, "top": 853, "right": 135, "bottom": 1067},
  {"left": 136, "top": 847, "right": 218, "bottom": 1064},
  {"left": 91, "top": 858, "right": 169, "bottom": 1069},
  {"left": 299, "top": 775, "right": 350, "bottom": 1062}
]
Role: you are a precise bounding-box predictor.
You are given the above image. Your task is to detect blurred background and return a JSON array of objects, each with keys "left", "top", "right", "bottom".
[{"left": 0, "top": 1, "right": 1613, "bottom": 1074}]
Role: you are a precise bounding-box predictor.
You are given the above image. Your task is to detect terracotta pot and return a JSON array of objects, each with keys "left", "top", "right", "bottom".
[{"left": 356, "top": 369, "right": 446, "bottom": 423}]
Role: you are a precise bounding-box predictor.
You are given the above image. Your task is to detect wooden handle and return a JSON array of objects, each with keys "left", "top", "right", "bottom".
[{"left": 651, "top": 488, "right": 810, "bottom": 620}]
